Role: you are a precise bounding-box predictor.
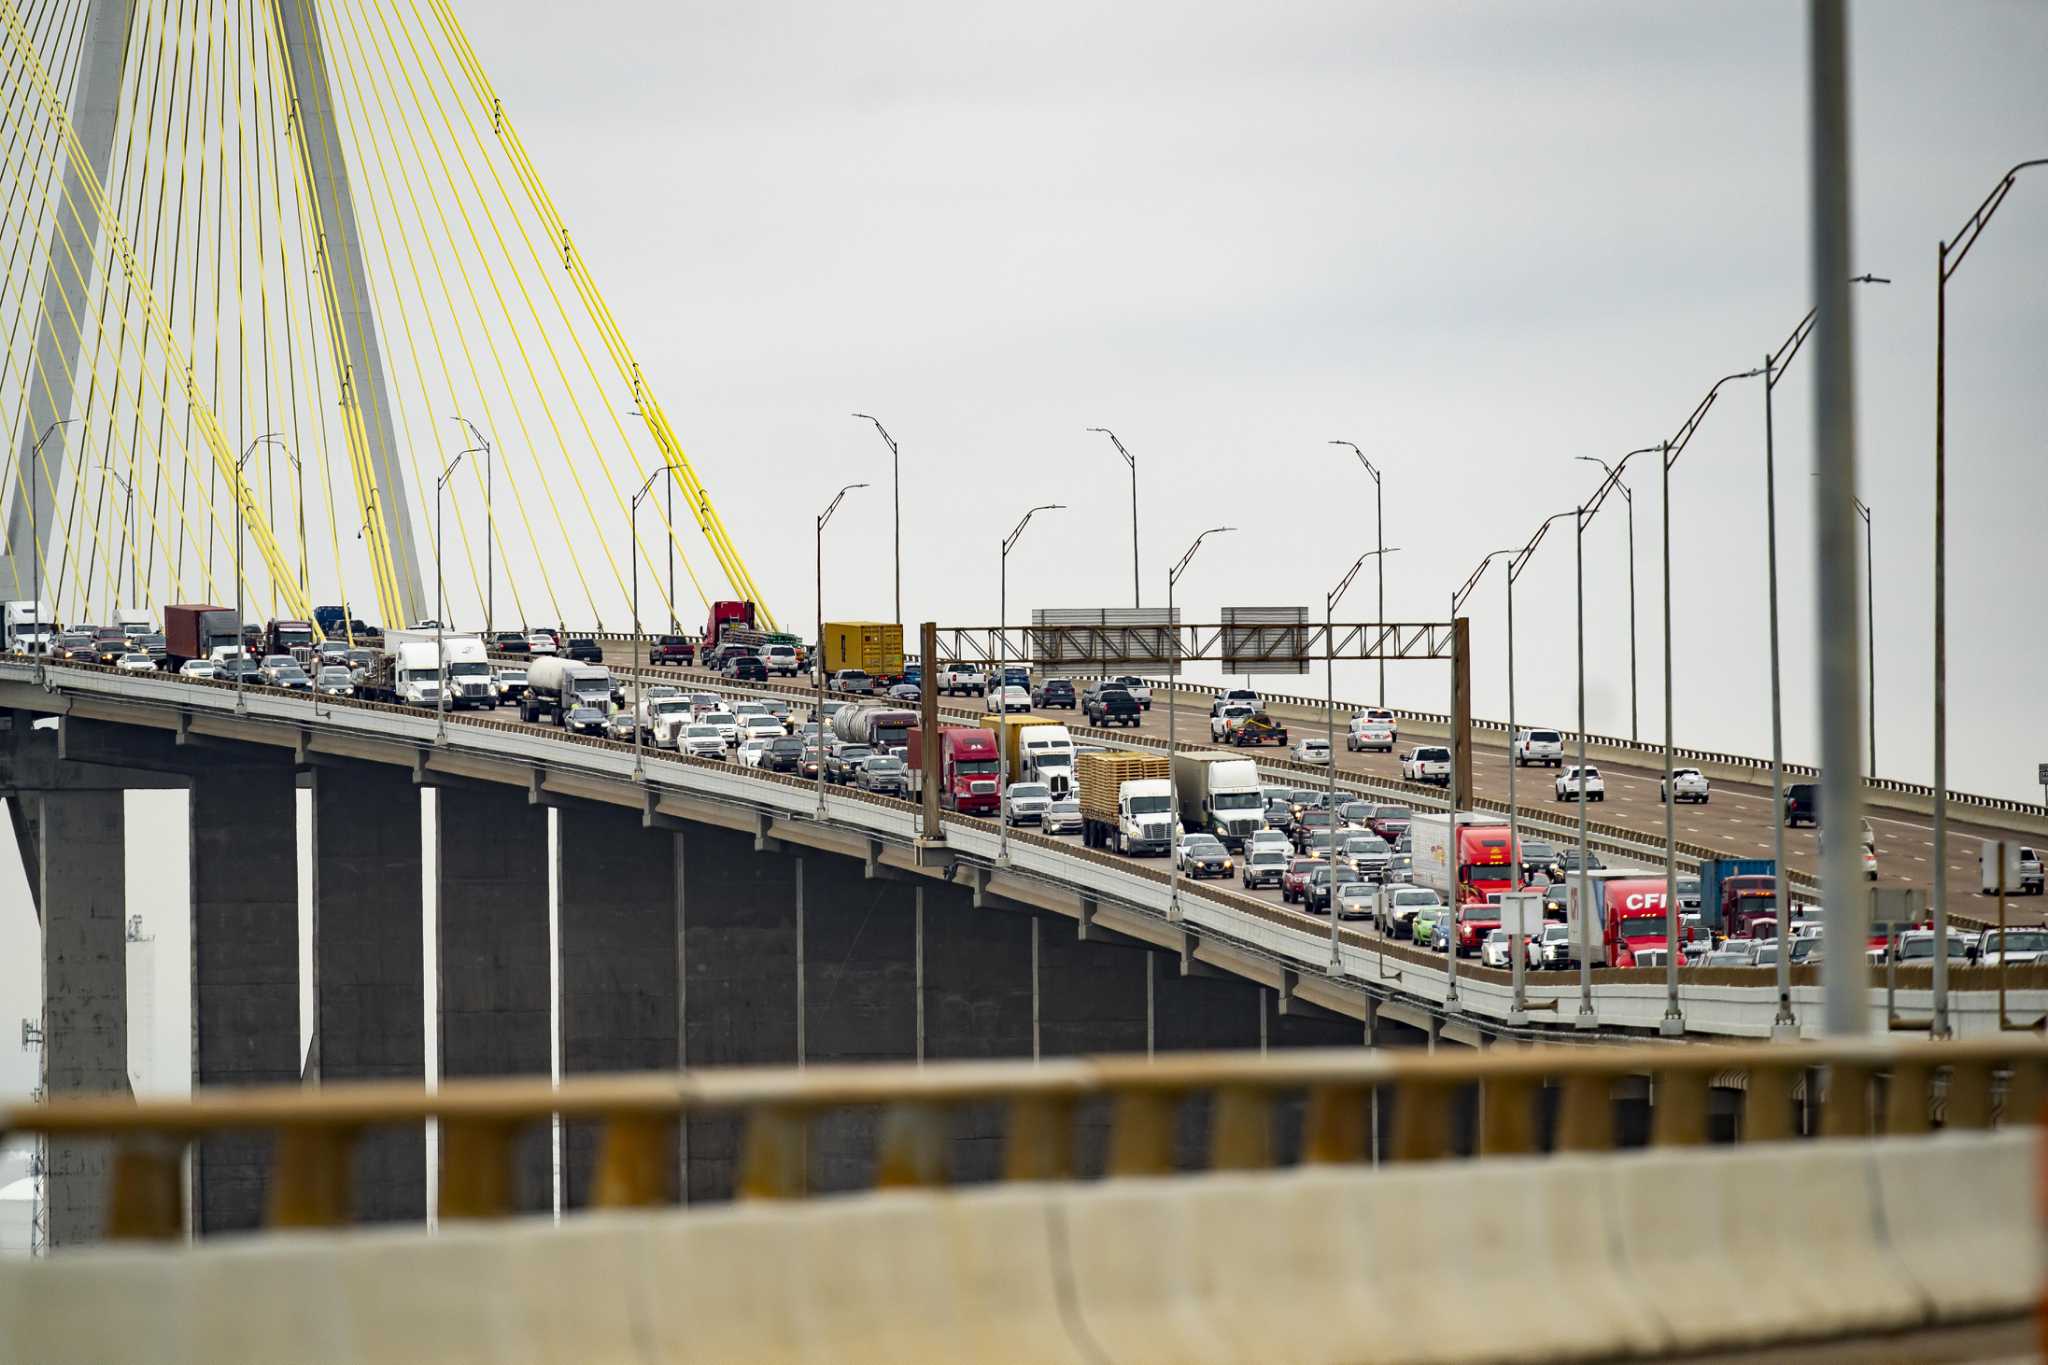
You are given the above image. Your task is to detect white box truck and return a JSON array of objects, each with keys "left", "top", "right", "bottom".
[{"left": 1170, "top": 752, "right": 1265, "bottom": 850}]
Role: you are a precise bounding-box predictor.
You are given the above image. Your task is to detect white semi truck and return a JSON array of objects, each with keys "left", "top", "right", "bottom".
[
  {"left": 1170, "top": 752, "right": 1264, "bottom": 850},
  {"left": 379, "top": 630, "right": 496, "bottom": 709},
  {"left": 4, "top": 600, "right": 56, "bottom": 655}
]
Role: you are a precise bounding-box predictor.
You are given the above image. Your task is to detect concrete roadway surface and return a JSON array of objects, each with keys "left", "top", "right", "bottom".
[{"left": 580, "top": 641, "right": 2039, "bottom": 930}]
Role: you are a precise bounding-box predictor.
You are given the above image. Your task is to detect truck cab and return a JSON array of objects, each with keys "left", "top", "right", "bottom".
[{"left": 909, "top": 726, "right": 999, "bottom": 814}]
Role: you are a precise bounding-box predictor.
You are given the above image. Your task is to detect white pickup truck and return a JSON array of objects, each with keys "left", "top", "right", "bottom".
[
  {"left": 1660, "top": 767, "right": 1710, "bottom": 803},
  {"left": 1513, "top": 727, "right": 1563, "bottom": 767},
  {"left": 1211, "top": 704, "right": 1255, "bottom": 741},
  {"left": 1400, "top": 745, "right": 1451, "bottom": 786},
  {"left": 939, "top": 663, "right": 986, "bottom": 696}
]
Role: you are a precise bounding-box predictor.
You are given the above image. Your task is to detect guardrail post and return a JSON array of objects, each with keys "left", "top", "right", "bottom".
[
  {"left": 1391, "top": 1080, "right": 1452, "bottom": 1161},
  {"left": 104, "top": 1135, "right": 185, "bottom": 1241},
  {"left": 738, "top": 1106, "right": 808, "bottom": 1198},
  {"left": 592, "top": 1114, "right": 673, "bottom": 1207},
  {"left": 1108, "top": 1090, "right": 1178, "bottom": 1176},
  {"left": 876, "top": 1103, "right": 950, "bottom": 1188},
  {"left": 438, "top": 1119, "right": 519, "bottom": 1219},
  {"left": 1210, "top": 1086, "right": 1274, "bottom": 1170},
  {"left": 1946, "top": 1061, "right": 1995, "bottom": 1131},
  {"left": 1004, "top": 1096, "right": 1076, "bottom": 1181},
  {"left": 1554, "top": 1074, "right": 1612, "bottom": 1152},
  {"left": 1744, "top": 1064, "right": 1800, "bottom": 1142},
  {"left": 1302, "top": 1085, "right": 1369, "bottom": 1164},
  {"left": 1651, "top": 1069, "right": 1709, "bottom": 1147},
  {"left": 1821, "top": 1063, "right": 1873, "bottom": 1138},
  {"left": 1480, "top": 1075, "right": 1537, "bottom": 1156},
  {"left": 267, "top": 1126, "right": 358, "bottom": 1228}
]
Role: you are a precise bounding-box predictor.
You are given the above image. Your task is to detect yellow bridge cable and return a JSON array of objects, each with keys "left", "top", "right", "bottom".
[
  {"left": 302, "top": 0, "right": 555, "bottom": 631},
  {"left": 423, "top": 0, "right": 776, "bottom": 628},
  {"left": 0, "top": 0, "right": 84, "bottom": 602},
  {"left": 312, "top": 0, "right": 499, "bottom": 630},
  {"left": 1, "top": 0, "right": 315, "bottom": 623},
  {"left": 387, "top": 0, "right": 708, "bottom": 625},
  {"left": 260, "top": 0, "right": 403, "bottom": 627},
  {"left": 330, "top": 0, "right": 608, "bottom": 629},
  {"left": 76, "top": 0, "right": 159, "bottom": 618},
  {"left": 306, "top": 0, "right": 582, "bottom": 629}
]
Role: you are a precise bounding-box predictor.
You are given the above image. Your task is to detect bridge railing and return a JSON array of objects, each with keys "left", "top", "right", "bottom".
[{"left": 8, "top": 1036, "right": 2043, "bottom": 1240}]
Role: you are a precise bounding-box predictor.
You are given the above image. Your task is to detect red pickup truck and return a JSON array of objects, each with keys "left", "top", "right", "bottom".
[
  {"left": 1282, "top": 856, "right": 1322, "bottom": 905},
  {"left": 649, "top": 635, "right": 695, "bottom": 665}
]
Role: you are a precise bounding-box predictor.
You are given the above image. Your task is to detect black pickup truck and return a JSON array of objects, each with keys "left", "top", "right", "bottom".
[{"left": 1083, "top": 684, "right": 1142, "bottom": 727}]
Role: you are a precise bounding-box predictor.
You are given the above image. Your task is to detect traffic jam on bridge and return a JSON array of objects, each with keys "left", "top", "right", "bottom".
[{"left": 14, "top": 590, "right": 2043, "bottom": 980}]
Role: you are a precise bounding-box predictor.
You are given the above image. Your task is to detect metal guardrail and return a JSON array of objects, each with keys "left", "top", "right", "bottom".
[
  {"left": 7, "top": 1036, "right": 2042, "bottom": 1238},
  {"left": 581, "top": 627, "right": 2048, "bottom": 824}
]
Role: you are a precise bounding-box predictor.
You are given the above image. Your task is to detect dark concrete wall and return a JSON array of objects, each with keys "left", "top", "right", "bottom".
[
  {"left": 919, "top": 883, "right": 1034, "bottom": 1184},
  {"left": 678, "top": 822, "right": 798, "bottom": 1202},
  {"left": 802, "top": 859, "right": 916, "bottom": 1193},
  {"left": 558, "top": 802, "right": 681, "bottom": 1207},
  {"left": 310, "top": 764, "right": 423, "bottom": 1222},
  {"left": 190, "top": 763, "right": 298, "bottom": 1234},
  {"left": 436, "top": 783, "right": 552, "bottom": 1211},
  {"left": 37, "top": 790, "right": 128, "bottom": 1246}
]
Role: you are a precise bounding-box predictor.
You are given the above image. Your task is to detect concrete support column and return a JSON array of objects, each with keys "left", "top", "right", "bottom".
[
  {"left": 557, "top": 802, "right": 681, "bottom": 1207},
  {"left": 677, "top": 823, "right": 798, "bottom": 1202},
  {"left": 803, "top": 857, "right": 917, "bottom": 1193},
  {"left": 919, "top": 882, "right": 1033, "bottom": 1183},
  {"left": 436, "top": 783, "right": 551, "bottom": 1210},
  {"left": 190, "top": 764, "right": 298, "bottom": 1234},
  {"left": 309, "top": 763, "right": 423, "bottom": 1221},
  {"left": 37, "top": 790, "right": 128, "bottom": 1247}
]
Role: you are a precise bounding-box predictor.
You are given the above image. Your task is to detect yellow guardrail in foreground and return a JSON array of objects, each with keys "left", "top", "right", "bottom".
[{"left": 6, "top": 1037, "right": 2044, "bottom": 1240}]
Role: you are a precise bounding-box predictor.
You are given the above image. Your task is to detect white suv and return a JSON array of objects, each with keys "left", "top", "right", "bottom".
[
  {"left": 761, "top": 644, "right": 800, "bottom": 676},
  {"left": 1555, "top": 765, "right": 1606, "bottom": 802},
  {"left": 1513, "top": 728, "right": 1563, "bottom": 767}
]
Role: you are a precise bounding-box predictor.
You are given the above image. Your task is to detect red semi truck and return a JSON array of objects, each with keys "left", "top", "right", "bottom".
[
  {"left": 906, "top": 725, "right": 1001, "bottom": 815},
  {"left": 1565, "top": 874, "right": 1690, "bottom": 967},
  {"left": 704, "top": 600, "right": 755, "bottom": 650}
]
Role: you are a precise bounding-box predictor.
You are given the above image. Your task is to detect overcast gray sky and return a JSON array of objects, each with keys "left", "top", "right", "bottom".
[
  {"left": 3, "top": 1, "right": 2045, "bottom": 1099},
  {"left": 458, "top": 0, "right": 2044, "bottom": 798}
]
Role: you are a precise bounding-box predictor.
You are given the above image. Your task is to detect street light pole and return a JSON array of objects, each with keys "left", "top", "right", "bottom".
[
  {"left": 999, "top": 503, "right": 1065, "bottom": 865},
  {"left": 234, "top": 434, "right": 282, "bottom": 712},
  {"left": 1330, "top": 441, "right": 1385, "bottom": 704},
  {"left": 1931, "top": 161, "right": 2044, "bottom": 981},
  {"left": 1572, "top": 456, "right": 1636, "bottom": 741},
  {"left": 816, "top": 483, "right": 869, "bottom": 813},
  {"left": 1086, "top": 429, "right": 1141, "bottom": 608},
  {"left": 1167, "top": 527, "right": 1234, "bottom": 920},
  {"left": 852, "top": 414, "right": 901, "bottom": 625},
  {"left": 434, "top": 451, "right": 465, "bottom": 744},
  {"left": 453, "top": 419, "right": 492, "bottom": 637},
  {"left": 1327, "top": 547, "right": 1400, "bottom": 971},
  {"left": 24, "top": 419, "right": 75, "bottom": 664},
  {"left": 1451, "top": 546, "right": 1512, "bottom": 999},
  {"left": 99, "top": 465, "right": 134, "bottom": 609},
  {"left": 630, "top": 464, "right": 680, "bottom": 780}
]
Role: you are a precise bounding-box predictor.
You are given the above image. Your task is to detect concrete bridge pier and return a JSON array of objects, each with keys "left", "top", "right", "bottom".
[
  {"left": 435, "top": 783, "right": 552, "bottom": 1211},
  {"left": 309, "top": 763, "right": 424, "bottom": 1221},
  {"left": 189, "top": 760, "right": 300, "bottom": 1234},
  {"left": 33, "top": 789, "right": 129, "bottom": 1247}
]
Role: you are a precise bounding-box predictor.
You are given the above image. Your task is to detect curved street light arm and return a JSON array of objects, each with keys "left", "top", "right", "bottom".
[
  {"left": 819, "top": 481, "right": 869, "bottom": 532},
  {"left": 1451, "top": 547, "right": 1514, "bottom": 616},
  {"left": 1664, "top": 372, "right": 1764, "bottom": 473},
  {"left": 1003, "top": 503, "right": 1065, "bottom": 556},
  {"left": 1330, "top": 546, "right": 1400, "bottom": 612},
  {"left": 1086, "top": 427, "right": 1134, "bottom": 469},
  {"left": 1511, "top": 510, "right": 1579, "bottom": 583},
  {"left": 1581, "top": 445, "right": 1659, "bottom": 523},
  {"left": 1170, "top": 526, "right": 1235, "bottom": 587},
  {"left": 1327, "top": 439, "right": 1379, "bottom": 484},
  {"left": 1941, "top": 159, "right": 2048, "bottom": 281}
]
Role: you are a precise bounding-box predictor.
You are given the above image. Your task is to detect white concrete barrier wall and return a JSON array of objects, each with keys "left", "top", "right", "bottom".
[{"left": 0, "top": 1132, "right": 2035, "bottom": 1363}]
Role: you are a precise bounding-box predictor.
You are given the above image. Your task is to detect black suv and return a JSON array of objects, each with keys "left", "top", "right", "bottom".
[
  {"left": 724, "top": 653, "right": 768, "bottom": 682},
  {"left": 1082, "top": 684, "right": 1141, "bottom": 727},
  {"left": 1785, "top": 782, "right": 1820, "bottom": 829},
  {"left": 1032, "top": 678, "right": 1076, "bottom": 710},
  {"left": 564, "top": 637, "right": 604, "bottom": 663},
  {"left": 492, "top": 630, "right": 531, "bottom": 655},
  {"left": 765, "top": 736, "right": 805, "bottom": 773}
]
